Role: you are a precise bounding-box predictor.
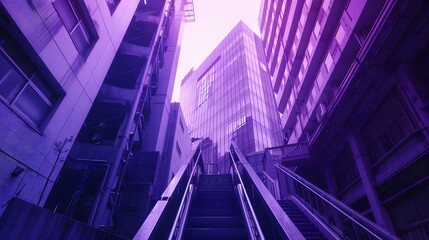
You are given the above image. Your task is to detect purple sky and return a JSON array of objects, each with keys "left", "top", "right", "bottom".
[{"left": 172, "top": 0, "right": 261, "bottom": 102}]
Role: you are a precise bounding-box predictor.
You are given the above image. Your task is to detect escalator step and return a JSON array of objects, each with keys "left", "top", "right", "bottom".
[
  {"left": 186, "top": 216, "right": 244, "bottom": 228},
  {"left": 188, "top": 208, "right": 241, "bottom": 217},
  {"left": 183, "top": 227, "right": 247, "bottom": 240},
  {"left": 278, "top": 200, "right": 328, "bottom": 239},
  {"left": 190, "top": 200, "right": 239, "bottom": 209}
]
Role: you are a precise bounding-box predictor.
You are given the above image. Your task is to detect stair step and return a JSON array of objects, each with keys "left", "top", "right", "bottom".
[
  {"left": 190, "top": 201, "right": 239, "bottom": 209},
  {"left": 278, "top": 200, "right": 327, "bottom": 239},
  {"left": 287, "top": 215, "right": 308, "bottom": 219},
  {"left": 302, "top": 232, "right": 325, "bottom": 238},
  {"left": 196, "top": 191, "right": 235, "bottom": 196},
  {"left": 184, "top": 228, "right": 246, "bottom": 240},
  {"left": 184, "top": 174, "right": 246, "bottom": 239},
  {"left": 186, "top": 216, "right": 244, "bottom": 228},
  {"left": 295, "top": 223, "right": 319, "bottom": 228},
  {"left": 189, "top": 208, "right": 241, "bottom": 217}
]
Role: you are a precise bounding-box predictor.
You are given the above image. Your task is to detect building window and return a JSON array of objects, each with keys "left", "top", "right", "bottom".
[
  {"left": 363, "top": 91, "right": 416, "bottom": 163},
  {"left": 106, "top": 0, "right": 121, "bottom": 14},
  {"left": 198, "top": 66, "right": 215, "bottom": 106},
  {"left": 332, "top": 146, "right": 359, "bottom": 191},
  {"left": 0, "top": 26, "right": 62, "bottom": 130},
  {"left": 324, "top": 52, "right": 334, "bottom": 72},
  {"left": 54, "top": 0, "right": 98, "bottom": 58}
]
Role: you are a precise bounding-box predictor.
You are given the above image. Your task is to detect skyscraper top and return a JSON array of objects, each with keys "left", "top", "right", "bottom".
[{"left": 180, "top": 21, "right": 282, "bottom": 173}]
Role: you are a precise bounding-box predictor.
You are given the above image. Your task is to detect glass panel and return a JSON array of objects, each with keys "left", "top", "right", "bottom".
[
  {"left": 324, "top": 52, "right": 334, "bottom": 71},
  {"left": 71, "top": 22, "right": 91, "bottom": 55},
  {"left": 0, "top": 56, "right": 26, "bottom": 102},
  {"left": 336, "top": 25, "right": 346, "bottom": 45},
  {"left": 14, "top": 85, "right": 51, "bottom": 127},
  {"left": 30, "top": 74, "right": 59, "bottom": 104},
  {"left": 2, "top": 38, "right": 36, "bottom": 78},
  {"left": 54, "top": 0, "right": 79, "bottom": 32}
]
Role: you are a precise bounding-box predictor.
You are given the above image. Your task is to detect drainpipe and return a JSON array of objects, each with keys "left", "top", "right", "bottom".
[{"left": 92, "top": 0, "right": 173, "bottom": 227}]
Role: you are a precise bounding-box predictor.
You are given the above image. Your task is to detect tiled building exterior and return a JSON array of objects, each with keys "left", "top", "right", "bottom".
[
  {"left": 0, "top": 0, "right": 137, "bottom": 216},
  {"left": 180, "top": 21, "right": 282, "bottom": 174},
  {"left": 260, "top": 0, "right": 429, "bottom": 238},
  {"left": 0, "top": 0, "right": 192, "bottom": 238}
]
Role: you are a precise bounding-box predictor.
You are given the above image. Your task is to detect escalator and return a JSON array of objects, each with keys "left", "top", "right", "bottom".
[
  {"left": 183, "top": 174, "right": 246, "bottom": 239},
  {"left": 277, "top": 199, "right": 326, "bottom": 240},
  {"left": 135, "top": 142, "right": 399, "bottom": 240}
]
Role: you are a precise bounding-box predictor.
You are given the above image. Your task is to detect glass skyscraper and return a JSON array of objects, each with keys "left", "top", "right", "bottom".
[{"left": 180, "top": 21, "right": 282, "bottom": 174}]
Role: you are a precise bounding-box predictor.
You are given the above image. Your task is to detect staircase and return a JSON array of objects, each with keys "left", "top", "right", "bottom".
[
  {"left": 183, "top": 174, "right": 247, "bottom": 239},
  {"left": 278, "top": 199, "right": 327, "bottom": 240}
]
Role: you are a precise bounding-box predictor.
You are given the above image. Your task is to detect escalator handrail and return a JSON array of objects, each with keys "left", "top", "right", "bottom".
[
  {"left": 230, "top": 151, "right": 265, "bottom": 240},
  {"left": 276, "top": 164, "right": 399, "bottom": 240},
  {"left": 168, "top": 150, "right": 202, "bottom": 240}
]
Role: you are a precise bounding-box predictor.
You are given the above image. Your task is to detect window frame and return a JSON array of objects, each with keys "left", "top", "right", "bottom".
[
  {"left": 106, "top": 0, "right": 121, "bottom": 15},
  {"left": 0, "top": 17, "right": 65, "bottom": 133},
  {"left": 53, "top": 0, "right": 98, "bottom": 59},
  {"left": 363, "top": 90, "right": 417, "bottom": 163}
]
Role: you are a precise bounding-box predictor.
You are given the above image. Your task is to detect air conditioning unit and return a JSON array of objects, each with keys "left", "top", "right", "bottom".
[{"left": 316, "top": 103, "right": 327, "bottom": 122}]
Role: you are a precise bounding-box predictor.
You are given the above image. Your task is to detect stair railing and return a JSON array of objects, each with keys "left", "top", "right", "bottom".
[
  {"left": 262, "top": 171, "right": 280, "bottom": 200},
  {"left": 276, "top": 164, "right": 400, "bottom": 240},
  {"left": 230, "top": 150, "right": 265, "bottom": 240},
  {"left": 168, "top": 150, "right": 203, "bottom": 240},
  {"left": 134, "top": 145, "right": 204, "bottom": 240}
]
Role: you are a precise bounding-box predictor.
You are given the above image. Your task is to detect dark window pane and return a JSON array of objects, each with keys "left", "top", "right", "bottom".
[
  {"left": 71, "top": 22, "right": 91, "bottom": 55},
  {"left": 388, "top": 120, "right": 405, "bottom": 145},
  {"left": 364, "top": 91, "right": 416, "bottom": 161},
  {"left": 380, "top": 94, "right": 401, "bottom": 125},
  {"left": 106, "top": 0, "right": 121, "bottom": 14},
  {"left": 0, "top": 56, "right": 26, "bottom": 102},
  {"left": 2, "top": 38, "right": 36, "bottom": 78},
  {"left": 14, "top": 85, "right": 51, "bottom": 127},
  {"left": 54, "top": 0, "right": 95, "bottom": 56},
  {"left": 396, "top": 113, "right": 414, "bottom": 137},
  {"left": 31, "top": 74, "right": 59, "bottom": 104},
  {"left": 367, "top": 113, "right": 384, "bottom": 139},
  {"left": 54, "top": 0, "right": 79, "bottom": 32}
]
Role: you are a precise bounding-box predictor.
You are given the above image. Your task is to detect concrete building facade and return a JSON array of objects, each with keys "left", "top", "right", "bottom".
[
  {"left": 153, "top": 102, "right": 192, "bottom": 200},
  {"left": 43, "top": 0, "right": 191, "bottom": 238},
  {"left": 0, "top": 0, "right": 194, "bottom": 238},
  {"left": 0, "top": 0, "right": 137, "bottom": 216},
  {"left": 260, "top": 0, "right": 429, "bottom": 238},
  {"left": 180, "top": 21, "right": 282, "bottom": 174}
]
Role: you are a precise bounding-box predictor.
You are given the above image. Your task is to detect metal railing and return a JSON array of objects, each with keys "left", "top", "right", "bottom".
[
  {"left": 263, "top": 143, "right": 310, "bottom": 163},
  {"left": 134, "top": 145, "right": 204, "bottom": 240},
  {"left": 229, "top": 142, "right": 305, "bottom": 239},
  {"left": 230, "top": 150, "right": 265, "bottom": 240},
  {"left": 262, "top": 143, "right": 310, "bottom": 181},
  {"left": 168, "top": 150, "right": 202, "bottom": 240},
  {"left": 263, "top": 171, "right": 280, "bottom": 200},
  {"left": 276, "top": 164, "right": 399, "bottom": 240}
]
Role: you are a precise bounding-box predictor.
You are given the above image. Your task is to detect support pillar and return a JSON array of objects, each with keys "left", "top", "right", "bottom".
[{"left": 348, "top": 131, "right": 396, "bottom": 233}]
